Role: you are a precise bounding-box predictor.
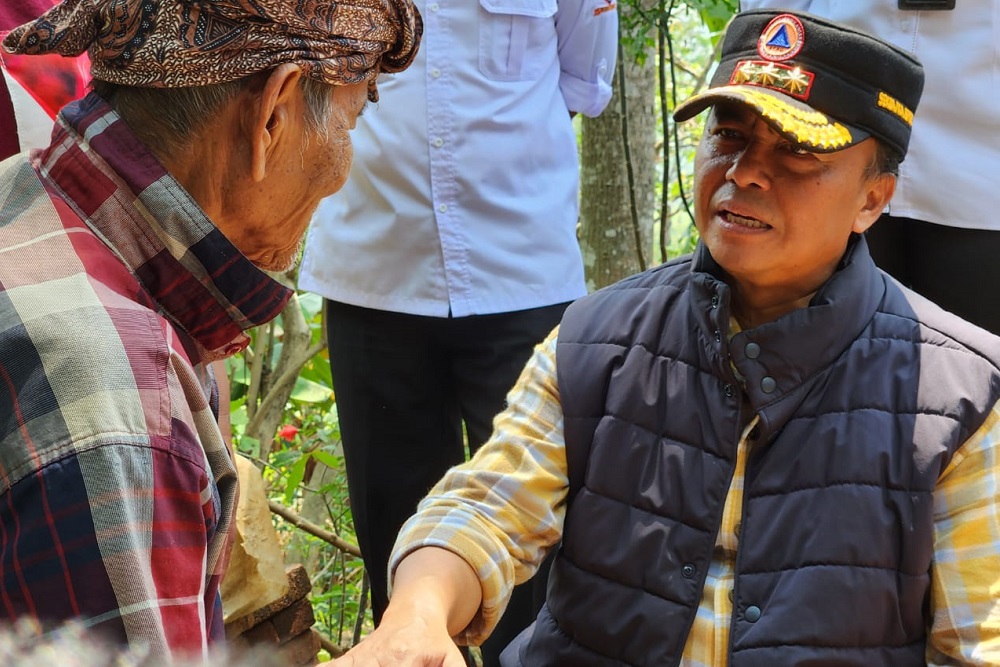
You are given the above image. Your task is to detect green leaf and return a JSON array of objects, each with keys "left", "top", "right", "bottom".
[
  {"left": 228, "top": 398, "right": 248, "bottom": 426},
  {"left": 688, "top": 0, "right": 737, "bottom": 33},
  {"left": 299, "top": 291, "right": 324, "bottom": 321},
  {"left": 283, "top": 454, "right": 309, "bottom": 505},
  {"left": 238, "top": 435, "right": 260, "bottom": 459},
  {"left": 310, "top": 449, "right": 342, "bottom": 470},
  {"left": 298, "top": 356, "right": 334, "bottom": 389},
  {"left": 290, "top": 376, "right": 334, "bottom": 403}
]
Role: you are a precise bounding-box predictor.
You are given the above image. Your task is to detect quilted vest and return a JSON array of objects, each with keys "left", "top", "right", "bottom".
[{"left": 504, "top": 238, "right": 1000, "bottom": 666}]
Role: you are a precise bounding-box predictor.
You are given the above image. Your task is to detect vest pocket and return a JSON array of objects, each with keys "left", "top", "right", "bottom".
[{"left": 479, "top": 0, "right": 557, "bottom": 81}]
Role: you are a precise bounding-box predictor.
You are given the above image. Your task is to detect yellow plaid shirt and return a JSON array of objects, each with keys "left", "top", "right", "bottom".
[{"left": 391, "top": 326, "right": 1000, "bottom": 665}]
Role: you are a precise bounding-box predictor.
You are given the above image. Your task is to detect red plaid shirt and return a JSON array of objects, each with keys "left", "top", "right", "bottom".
[{"left": 0, "top": 93, "right": 291, "bottom": 658}]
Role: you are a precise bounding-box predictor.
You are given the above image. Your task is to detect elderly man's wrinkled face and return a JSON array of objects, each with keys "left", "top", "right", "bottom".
[
  {"left": 693, "top": 102, "right": 894, "bottom": 301},
  {"left": 241, "top": 79, "right": 369, "bottom": 272}
]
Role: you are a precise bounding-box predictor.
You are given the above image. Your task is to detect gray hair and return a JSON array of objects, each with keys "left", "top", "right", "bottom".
[
  {"left": 91, "top": 73, "right": 337, "bottom": 163},
  {"left": 865, "top": 139, "right": 901, "bottom": 179}
]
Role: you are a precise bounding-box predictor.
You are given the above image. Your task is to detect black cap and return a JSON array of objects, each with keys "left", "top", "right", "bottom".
[{"left": 674, "top": 10, "right": 924, "bottom": 159}]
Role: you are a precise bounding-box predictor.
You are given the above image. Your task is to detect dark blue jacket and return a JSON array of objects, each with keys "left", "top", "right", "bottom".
[{"left": 505, "top": 238, "right": 1000, "bottom": 666}]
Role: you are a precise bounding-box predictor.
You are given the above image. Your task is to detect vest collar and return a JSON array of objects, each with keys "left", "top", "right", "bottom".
[{"left": 690, "top": 235, "right": 886, "bottom": 429}]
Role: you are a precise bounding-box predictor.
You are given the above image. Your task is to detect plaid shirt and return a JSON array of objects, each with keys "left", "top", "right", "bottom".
[
  {"left": 392, "top": 326, "right": 1000, "bottom": 665},
  {"left": 0, "top": 93, "right": 291, "bottom": 658}
]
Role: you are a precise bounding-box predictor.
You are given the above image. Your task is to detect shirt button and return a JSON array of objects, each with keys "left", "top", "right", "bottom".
[
  {"left": 745, "top": 342, "right": 760, "bottom": 359},
  {"left": 745, "top": 605, "right": 762, "bottom": 622},
  {"left": 710, "top": 295, "right": 720, "bottom": 309},
  {"left": 713, "top": 329, "right": 721, "bottom": 343},
  {"left": 429, "top": 2, "right": 439, "bottom": 10},
  {"left": 430, "top": 68, "right": 442, "bottom": 78},
  {"left": 681, "top": 563, "right": 696, "bottom": 579},
  {"left": 432, "top": 137, "right": 444, "bottom": 148},
  {"left": 761, "top": 376, "right": 776, "bottom": 393},
  {"left": 438, "top": 204, "right": 448, "bottom": 213},
  {"left": 723, "top": 384, "right": 734, "bottom": 398}
]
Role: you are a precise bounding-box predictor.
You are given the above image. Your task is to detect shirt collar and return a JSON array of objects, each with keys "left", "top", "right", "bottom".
[{"left": 42, "top": 93, "right": 293, "bottom": 360}]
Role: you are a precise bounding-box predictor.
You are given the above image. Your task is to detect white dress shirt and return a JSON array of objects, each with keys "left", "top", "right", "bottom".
[
  {"left": 741, "top": 0, "right": 1000, "bottom": 231},
  {"left": 299, "top": 0, "right": 618, "bottom": 317}
]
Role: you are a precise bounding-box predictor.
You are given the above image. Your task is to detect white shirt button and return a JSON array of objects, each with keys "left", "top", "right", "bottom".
[
  {"left": 433, "top": 137, "right": 444, "bottom": 148},
  {"left": 429, "top": 3, "right": 439, "bottom": 10},
  {"left": 438, "top": 204, "right": 448, "bottom": 213},
  {"left": 431, "top": 68, "right": 442, "bottom": 78}
]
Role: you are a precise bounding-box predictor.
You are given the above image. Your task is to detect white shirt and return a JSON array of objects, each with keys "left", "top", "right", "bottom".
[
  {"left": 299, "top": 0, "right": 618, "bottom": 317},
  {"left": 740, "top": 0, "right": 1000, "bottom": 231}
]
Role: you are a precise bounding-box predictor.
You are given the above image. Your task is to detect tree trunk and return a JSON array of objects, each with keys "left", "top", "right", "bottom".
[{"left": 578, "top": 19, "right": 658, "bottom": 291}]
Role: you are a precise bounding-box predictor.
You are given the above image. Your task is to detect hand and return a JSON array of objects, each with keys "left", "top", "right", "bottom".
[
  {"left": 319, "top": 613, "right": 467, "bottom": 667},
  {"left": 322, "top": 546, "right": 483, "bottom": 666}
]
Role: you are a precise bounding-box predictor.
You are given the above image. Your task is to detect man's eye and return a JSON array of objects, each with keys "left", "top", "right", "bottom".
[
  {"left": 712, "top": 127, "right": 742, "bottom": 140},
  {"left": 786, "top": 143, "right": 812, "bottom": 156}
]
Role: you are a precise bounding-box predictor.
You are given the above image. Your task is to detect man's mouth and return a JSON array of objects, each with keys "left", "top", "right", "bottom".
[{"left": 721, "top": 210, "right": 769, "bottom": 229}]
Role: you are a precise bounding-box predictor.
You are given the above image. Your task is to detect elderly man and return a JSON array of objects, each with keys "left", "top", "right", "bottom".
[
  {"left": 333, "top": 9, "right": 1000, "bottom": 667},
  {"left": 0, "top": 0, "right": 419, "bottom": 659}
]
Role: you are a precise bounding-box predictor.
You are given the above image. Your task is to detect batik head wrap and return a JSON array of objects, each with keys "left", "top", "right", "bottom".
[{"left": 2, "top": 0, "right": 422, "bottom": 101}]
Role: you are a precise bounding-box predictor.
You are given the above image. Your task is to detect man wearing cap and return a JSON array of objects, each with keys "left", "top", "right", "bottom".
[
  {"left": 0, "top": 0, "right": 419, "bottom": 659},
  {"left": 331, "top": 9, "right": 1000, "bottom": 667}
]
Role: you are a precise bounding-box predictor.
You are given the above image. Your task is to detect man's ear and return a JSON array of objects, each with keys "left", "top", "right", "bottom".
[
  {"left": 247, "top": 63, "right": 304, "bottom": 183},
  {"left": 852, "top": 172, "right": 896, "bottom": 235}
]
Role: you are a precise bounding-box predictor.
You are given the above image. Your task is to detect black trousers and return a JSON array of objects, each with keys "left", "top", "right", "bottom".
[
  {"left": 326, "top": 300, "right": 568, "bottom": 665},
  {"left": 866, "top": 214, "right": 1000, "bottom": 335}
]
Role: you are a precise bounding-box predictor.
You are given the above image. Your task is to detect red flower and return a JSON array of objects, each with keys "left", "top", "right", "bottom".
[{"left": 278, "top": 425, "right": 299, "bottom": 441}]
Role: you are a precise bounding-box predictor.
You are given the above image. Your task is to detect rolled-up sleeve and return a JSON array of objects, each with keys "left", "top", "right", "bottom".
[
  {"left": 927, "top": 399, "right": 1000, "bottom": 665},
  {"left": 388, "top": 328, "right": 568, "bottom": 645},
  {"left": 555, "top": 0, "right": 618, "bottom": 117}
]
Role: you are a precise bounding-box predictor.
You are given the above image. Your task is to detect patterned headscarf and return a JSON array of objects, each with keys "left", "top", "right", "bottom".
[{"left": 2, "top": 0, "right": 422, "bottom": 101}]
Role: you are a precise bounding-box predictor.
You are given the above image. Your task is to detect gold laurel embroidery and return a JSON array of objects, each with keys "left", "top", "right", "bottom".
[
  {"left": 729, "top": 88, "right": 853, "bottom": 149},
  {"left": 877, "top": 91, "right": 914, "bottom": 126}
]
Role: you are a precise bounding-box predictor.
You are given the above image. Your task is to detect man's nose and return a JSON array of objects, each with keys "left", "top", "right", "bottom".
[{"left": 725, "top": 141, "right": 773, "bottom": 190}]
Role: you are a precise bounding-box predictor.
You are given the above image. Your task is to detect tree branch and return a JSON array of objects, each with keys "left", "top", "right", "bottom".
[{"left": 268, "top": 499, "right": 362, "bottom": 558}]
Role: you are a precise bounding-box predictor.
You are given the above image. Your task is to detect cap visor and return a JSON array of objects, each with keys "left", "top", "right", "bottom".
[{"left": 673, "top": 85, "right": 868, "bottom": 153}]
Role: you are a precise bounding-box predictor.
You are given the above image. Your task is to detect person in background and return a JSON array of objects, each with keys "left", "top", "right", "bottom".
[
  {"left": 0, "top": 0, "right": 88, "bottom": 158},
  {"left": 330, "top": 9, "right": 1000, "bottom": 666},
  {"left": 0, "top": 0, "right": 420, "bottom": 659},
  {"left": 298, "top": 0, "right": 617, "bottom": 663},
  {"left": 741, "top": 0, "right": 1000, "bottom": 333}
]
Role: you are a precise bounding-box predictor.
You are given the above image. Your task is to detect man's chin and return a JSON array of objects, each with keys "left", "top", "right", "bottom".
[{"left": 252, "top": 241, "right": 304, "bottom": 274}]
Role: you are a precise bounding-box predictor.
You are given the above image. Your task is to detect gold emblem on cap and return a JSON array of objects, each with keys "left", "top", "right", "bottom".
[
  {"left": 758, "top": 14, "right": 805, "bottom": 62},
  {"left": 731, "top": 60, "right": 814, "bottom": 100},
  {"left": 727, "top": 87, "right": 853, "bottom": 149}
]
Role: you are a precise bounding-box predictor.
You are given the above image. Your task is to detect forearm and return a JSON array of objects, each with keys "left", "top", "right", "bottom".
[{"left": 385, "top": 546, "right": 483, "bottom": 638}]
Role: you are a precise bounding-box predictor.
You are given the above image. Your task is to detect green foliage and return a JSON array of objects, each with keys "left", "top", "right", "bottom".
[
  {"left": 690, "top": 0, "right": 739, "bottom": 32},
  {"left": 225, "top": 285, "right": 370, "bottom": 656},
  {"left": 618, "top": 0, "right": 736, "bottom": 63}
]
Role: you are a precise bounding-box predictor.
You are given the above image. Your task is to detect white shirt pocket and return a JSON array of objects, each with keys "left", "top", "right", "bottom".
[{"left": 479, "top": 0, "right": 558, "bottom": 81}]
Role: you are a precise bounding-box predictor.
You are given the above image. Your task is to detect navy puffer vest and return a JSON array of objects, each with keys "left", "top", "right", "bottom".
[{"left": 505, "top": 238, "right": 1000, "bottom": 666}]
